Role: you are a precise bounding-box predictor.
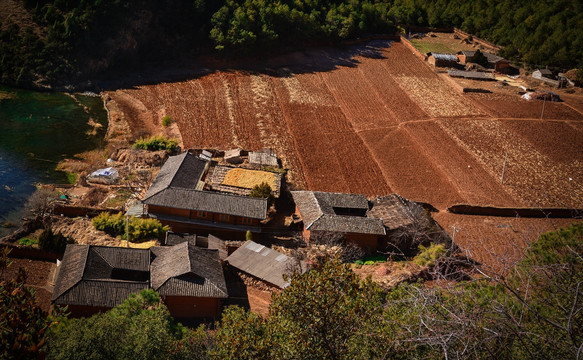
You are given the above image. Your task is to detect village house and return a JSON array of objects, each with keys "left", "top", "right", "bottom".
[
  {"left": 52, "top": 242, "right": 228, "bottom": 319},
  {"left": 141, "top": 152, "right": 268, "bottom": 239},
  {"left": 292, "top": 191, "right": 423, "bottom": 253},
  {"left": 457, "top": 50, "right": 510, "bottom": 73},
  {"left": 291, "top": 191, "right": 387, "bottom": 252}
]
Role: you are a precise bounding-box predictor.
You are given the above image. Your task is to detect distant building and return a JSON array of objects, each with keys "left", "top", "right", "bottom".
[
  {"left": 52, "top": 242, "right": 228, "bottom": 319},
  {"left": 427, "top": 53, "right": 459, "bottom": 67},
  {"left": 532, "top": 68, "right": 555, "bottom": 80},
  {"left": 457, "top": 50, "right": 510, "bottom": 73},
  {"left": 448, "top": 70, "right": 496, "bottom": 81},
  {"left": 141, "top": 152, "right": 268, "bottom": 238},
  {"left": 249, "top": 149, "right": 279, "bottom": 168}
]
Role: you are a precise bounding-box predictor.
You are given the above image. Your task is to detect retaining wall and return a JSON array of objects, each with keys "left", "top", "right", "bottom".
[{"left": 448, "top": 205, "right": 583, "bottom": 218}]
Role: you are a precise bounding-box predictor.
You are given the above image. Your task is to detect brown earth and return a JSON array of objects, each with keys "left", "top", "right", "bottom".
[
  {"left": 103, "top": 40, "right": 583, "bottom": 272},
  {"left": 0, "top": 257, "right": 54, "bottom": 312}
]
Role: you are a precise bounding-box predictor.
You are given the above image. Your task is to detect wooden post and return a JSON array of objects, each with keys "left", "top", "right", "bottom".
[
  {"left": 541, "top": 95, "right": 546, "bottom": 120},
  {"left": 126, "top": 214, "right": 130, "bottom": 247},
  {"left": 501, "top": 152, "right": 508, "bottom": 184}
]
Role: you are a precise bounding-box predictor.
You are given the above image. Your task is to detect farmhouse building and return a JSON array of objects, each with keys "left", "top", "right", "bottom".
[
  {"left": 52, "top": 242, "right": 228, "bottom": 319},
  {"left": 532, "top": 69, "right": 566, "bottom": 87},
  {"left": 164, "top": 232, "right": 228, "bottom": 261},
  {"left": 427, "top": 53, "right": 459, "bottom": 67},
  {"left": 142, "top": 152, "right": 268, "bottom": 238},
  {"left": 448, "top": 69, "right": 496, "bottom": 81},
  {"left": 226, "top": 240, "right": 308, "bottom": 289},
  {"left": 457, "top": 50, "right": 510, "bottom": 73},
  {"left": 291, "top": 191, "right": 386, "bottom": 252}
]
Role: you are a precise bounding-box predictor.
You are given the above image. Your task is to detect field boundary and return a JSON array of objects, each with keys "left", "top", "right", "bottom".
[
  {"left": 448, "top": 204, "right": 583, "bottom": 218},
  {"left": 400, "top": 36, "right": 427, "bottom": 61}
]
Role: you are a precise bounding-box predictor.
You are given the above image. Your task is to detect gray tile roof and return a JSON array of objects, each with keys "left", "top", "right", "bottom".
[
  {"left": 150, "top": 242, "right": 228, "bottom": 298},
  {"left": 291, "top": 191, "right": 385, "bottom": 235},
  {"left": 430, "top": 53, "right": 458, "bottom": 62},
  {"left": 226, "top": 241, "right": 308, "bottom": 288},
  {"left": 448, "top": 70, "right": 495, "bottom": 80},
  {"left": 52, "top": 245, "right": 150, "bottom": 307},
  {"left": 142, "top": 152, "right": 208, "bottom": 200},
  {"left": 53, "top": 242, "right": 228, "bottom": 308},
  {"left": 367, "top": 194, "right": 415, "bottom": 230},
  {"left": 144, "top": 188, "right": 267, "bottom": 219}
]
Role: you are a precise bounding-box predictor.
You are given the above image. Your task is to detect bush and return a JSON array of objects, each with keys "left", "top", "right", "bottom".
[
  {"left": 19, "top": 238, "right": 38, "bottom": 246},
  {"left": 92, "top": 212, "right": 170, "bottom": 242},
  {"left": 38, "top": 228, "right": 74, "bottom": 252},
  {"left": 132, "top": 136, "right": 178, "bottom": 152},
  {"left": 364, "top": 260, "right": 375, "bottom": 265},
  {"left": 412, "top": 243, "right": 446, "bottom": 267},
  {"left": 161, "top": 115, "right": 172, "bottom": 127},
  {"left": 246, "top": 230, "right": 253, "bottom": 241},
  {"left": 249, "top": 182, "right": 274, "bottom": 207}
]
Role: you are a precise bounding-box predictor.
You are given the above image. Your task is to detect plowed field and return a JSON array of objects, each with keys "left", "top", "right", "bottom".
[{"left": 105, "top": 41, "right": 583, "bottom": 210}]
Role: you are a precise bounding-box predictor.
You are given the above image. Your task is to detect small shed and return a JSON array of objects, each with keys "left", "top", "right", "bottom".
[
  {"left": 226, "top": 240, "right": 308, "bottom": 288},
  {"left": 224, "top": 148, "right": 243, "bottom": 164},
  {"left": 249, "top": 150, "right": 278, "bottom": 168},
  {"left": 448, "top": 70, "right": 495, "bottom": 81},
  {"left": 533, "top": 69, "right": 555, "bottom": 80},
  {"left": 427, "top": 53, "right": 458, "bottom": 67}
]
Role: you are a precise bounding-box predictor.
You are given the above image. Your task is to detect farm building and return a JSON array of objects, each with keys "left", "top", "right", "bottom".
[
  {"left": 291, "top": 191, "right": 386, "bottom": 253},
  {"left": 427, "top": 53, "right": 459, "bottom": 67},
  {"left": 457, "top": 50, "right": 510, "bottom": 73},
  {"left": 532, "top": 68, "right": 555, "bottom": 80},
  {"left": 141, "top": 152, "right": 268, "bottom": 238},
  {"left": 150, "top": 242, "right": 228, "bottom": 320},
  {"left": 249, "top": 149, "right": 279, "bottom": 167},
  {"left": 164, "top": 232, "right": 228, "bottom": 261},
  {"left": 224, "top": 148, "right": 243, "bottom": 164},
  {"left": 532, "top": 69, "right": 566, "bottom": 87},
  {"left": 448, "top": 70, "right": 496, "bottom": 81},
  {"left": 226, "top": 240, "right": 308, "bottom": 289},
  {"left": 52, "top": 242, "right": 228, "bottom": 319}
]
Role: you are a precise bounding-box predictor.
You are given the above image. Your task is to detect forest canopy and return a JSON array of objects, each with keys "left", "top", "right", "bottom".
[{"left": 0, "top": 0, "right": 582, "bottom": 87}]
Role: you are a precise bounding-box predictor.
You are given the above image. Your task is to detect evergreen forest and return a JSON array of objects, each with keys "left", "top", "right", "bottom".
[{"left": 0, "top": 0, "right": 582, "bottom": 87}]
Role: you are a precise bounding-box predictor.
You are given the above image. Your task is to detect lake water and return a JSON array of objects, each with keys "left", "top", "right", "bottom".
[{"left": 0, "top": 86, "right": 108, "bottom": 237}]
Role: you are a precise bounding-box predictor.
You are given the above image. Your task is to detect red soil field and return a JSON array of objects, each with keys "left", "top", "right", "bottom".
[
  {"left": 468, "top": 93, "right": 583, "bottom": 120},
  {"left": 105, "top": 40, "right": 583, "bottom": 270}
]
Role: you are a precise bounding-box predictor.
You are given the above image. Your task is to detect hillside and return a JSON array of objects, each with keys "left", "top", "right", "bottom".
[{"left": 0, "top": 0, "right": 582, "bottom": 89}]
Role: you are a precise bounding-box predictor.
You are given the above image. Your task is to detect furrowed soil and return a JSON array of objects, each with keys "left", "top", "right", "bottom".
[{"left": 105, "top": 40, "right": 583, "bottom": 270}]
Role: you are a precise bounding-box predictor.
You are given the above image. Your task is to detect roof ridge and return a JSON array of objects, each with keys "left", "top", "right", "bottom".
[
  {"left": 79, "top": 245, "right": 91, "bottom": 279},
  {"left": 92, "top": 247, "right": 115, "bottom": 270}
]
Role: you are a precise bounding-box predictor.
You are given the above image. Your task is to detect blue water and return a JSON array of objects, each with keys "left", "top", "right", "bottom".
[{"left": 0, "top": 86, "right": 107, "bottom": 236}]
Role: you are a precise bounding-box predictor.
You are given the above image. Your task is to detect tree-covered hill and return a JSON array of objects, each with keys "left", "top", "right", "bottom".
[{"left": 0, "top": 0, "right": 582, "bottom": 88}]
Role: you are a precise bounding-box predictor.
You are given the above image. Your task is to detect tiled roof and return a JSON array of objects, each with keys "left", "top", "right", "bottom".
[
  {"left": 291, "top": 191, "right": 385, "bottom": 235},
  {"left": 142, "top": 152, "right": 208, "bottom": 200},
  {"left": 430, "top": 53, "right": 458, "bottom": 61},
  {"left": 226, "top": 241, "right": 308, "bottom": 288},
  {"left": 367, "top": 194, "right": 415, "bottom": 230},
  {"left": 144, "top": 188, "right": 267, "bottom": 219},
  {"left": 150, "top": 242, "right": 228, "bottom": 298}
]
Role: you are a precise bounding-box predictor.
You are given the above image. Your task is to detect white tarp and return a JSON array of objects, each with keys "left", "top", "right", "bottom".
[{"left": 90, "top": 167, "right": 119, "bottom": 179}]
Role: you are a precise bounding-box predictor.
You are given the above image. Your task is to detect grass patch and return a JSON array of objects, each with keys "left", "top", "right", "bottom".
[
  {"left": 161, "top": 115, "right": 172, "bottom": 127},
  {"left": 106, "top": 188, "right": 133, "bottom": 208},
  {"left": 65, "top": 172, "right": 78, "bottom": 184},
  {"left": 355, "top": 254, "right": 387, "bottom": 265},
  {"left": 133, "top": 135, "right": 178, "bottom": 152},
  {"left": 19, "top": 238, "right": 38, "bottom": 247},
  {"left": 410, "top": 39, "right": 455, "bottom": 54}
]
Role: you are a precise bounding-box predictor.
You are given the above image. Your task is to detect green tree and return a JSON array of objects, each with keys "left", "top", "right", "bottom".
[
  {"left": 268, "top": 259, "right": 388, "bottom": 359},
  {"left": 47, "top": 289, "right": 207, "bottom": 360},
  {"left": 0, "top": 251, "right": 66, "bottom": 359}
]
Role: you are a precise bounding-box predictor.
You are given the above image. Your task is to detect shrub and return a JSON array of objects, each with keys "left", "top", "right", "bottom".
[
  {"left": 249, "top": 182, "right": 274, "bottom": 207},
  {"left": 132, "top": 135, "right": 178, "bottom": 152},
  {"left": 19, "top": 238, "right": 38, "bottom": 246},
  {"left": 355, "top": 259, "right": 364, "bottom": 265},
  {"left": 412, "top": 243, "right": 446, "bottom": 267},
  {"left": 246, "top": 230, "right": 253, "bottom": 241},
  {"left": 161, "top": 115, "right": 172, "bottom": 127},
  {"left": 92, "top": 212, "right": 170, "bottom": 242},
  {"left": 38, "top": 228, "right": 73, "bottom": 252},
  {"left": 364, "top": 260, "right": 375, "bottom": 265}
]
